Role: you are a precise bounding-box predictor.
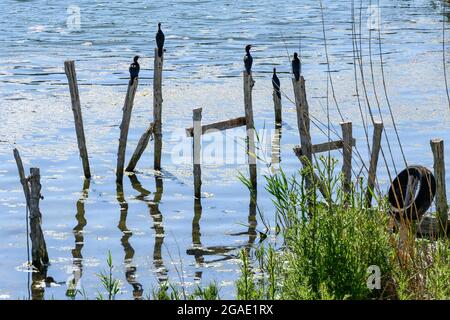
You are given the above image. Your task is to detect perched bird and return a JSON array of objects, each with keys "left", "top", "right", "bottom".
[
  {"left": 156, "top": 22, "right": 165, "bottom": 57},
  {"left": 292, "top": 52, "right": 301, "bottom": 81},
  {"left": 243, "top": 45, "right": 253, "bottom": 75},
  {"left": 129, "top": 56, "right": 140, "bottom": 83},
  {"left": 272, "top": 67, "right": 281, "bottom": 99}
]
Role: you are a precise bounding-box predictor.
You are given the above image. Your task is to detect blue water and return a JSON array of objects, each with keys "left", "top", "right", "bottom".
[{"left": 0, "top": 0, "right": 449, "bottom": 299}]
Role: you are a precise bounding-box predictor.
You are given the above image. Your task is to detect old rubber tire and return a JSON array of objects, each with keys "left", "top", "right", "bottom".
[{"left": 388, "top": 165, "right": 436, "bottom": 221}]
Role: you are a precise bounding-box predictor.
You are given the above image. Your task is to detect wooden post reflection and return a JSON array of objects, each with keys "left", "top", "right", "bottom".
[
  {"left": 192, "top": 199, "right": 204, "bottom": 281},
  {"left": 271, "top": 123, "right": 282, "bottom": 173},
  {"left": 128, "top": 174, "right": 167, "bottom": 283},
  {"left": 116, "top": 184, "right": 143, "bottom": 300},
  {"left": 66, "top": 179, "right": 90, "bottom": 298},
  {"left": 150, "top": 176, "right": 167, "bottom": 283}
]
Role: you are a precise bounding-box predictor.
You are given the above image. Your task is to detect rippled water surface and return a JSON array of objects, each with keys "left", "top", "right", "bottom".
[{"left": 0, "top": 0, "right": 449, "bottom": 299}]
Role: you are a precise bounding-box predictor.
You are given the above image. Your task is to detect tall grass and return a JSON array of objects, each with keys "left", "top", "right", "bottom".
[{"left": 237, "top": 156, "right": 450, "bottom": 300}]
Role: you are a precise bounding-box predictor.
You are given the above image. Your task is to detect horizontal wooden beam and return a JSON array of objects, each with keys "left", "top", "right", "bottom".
[
  {"left": 293, "top": 138, "right": 356, "bottom": 157},
  {"left": 186, "top": 116, "right": 246, "bottom": 137}
]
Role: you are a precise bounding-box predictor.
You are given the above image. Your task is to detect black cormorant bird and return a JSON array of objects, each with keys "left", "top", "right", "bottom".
[
  {"left": 292, "top": 52, "right": 301, "bottom": 81},
  {"left": 156, "top": 22, "right": 165, "bottom": 57},
  {"left": 272, "top": 67, "right": 281, "bottom": 99},
  {"left": 129, "top": 56, "right": 140, "bottom": 83},
  {"left": 244, "top": 45, "right": 253, "bottom": 75}
]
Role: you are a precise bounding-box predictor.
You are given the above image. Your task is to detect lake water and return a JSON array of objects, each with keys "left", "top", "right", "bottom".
[{"left": 0, "top": 0, "right": 449, "bottom": 299}]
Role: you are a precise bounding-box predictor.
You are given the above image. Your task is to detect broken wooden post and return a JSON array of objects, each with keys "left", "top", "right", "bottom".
[
  {"left": 64, "top": 60, "right": 91, "bottom": 179},
  {"left": 13, "top": 148, "right": 31, "bottom": 208},
  {"left": 430, "top": 138, "right": 448, "bottom": 235},
  {"left": 366, "top": 121, "right": 383, "bottom": 207},
  {"left": 116, "top": 79, "right": 139, "bottom": 184},
  {"left": 193, "top": 108, "right": 202, "bottom": 199},
  {"left": 243, "top": 71, "right": 257, "bottom": 190},
  {"left": 341, "top": 121, "right": 353, "bottom": 195},
  {"left": 153, "top": 48, "right": 164, "bottom": 171},
  {"left": 126, "top": 122, "right": 154, "bottom": 172},
  {"left": 273, "top": 86, "right": 282, "bottom": 124},
  {"left": 28, "top": 168, "right": 49, "bottom": 271}
]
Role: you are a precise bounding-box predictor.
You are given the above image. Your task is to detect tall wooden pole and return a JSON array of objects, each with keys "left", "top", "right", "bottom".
[
  {"left": 292, "top": 76, "right": 313, "bottom": 188},
  {"left": 64, "top": 60, "right": 91, "bottom": 179},
  {"left": 430, "top": 138, "right": 448, "bottom": 236},
  {"left": 153, "top": 48, "right": 164, "bottom": 171},
  {"left": 116, "top": 79, "right": 139, "bottom": 184},
  {"left": 366, "top": 121, "right": 383, "bottom": 207},
  {"left": 243, "top": 71, "right": 257, "bottom": 190},
  {"left": 193, "top": 108, "right": 202, "bottom": 199}
]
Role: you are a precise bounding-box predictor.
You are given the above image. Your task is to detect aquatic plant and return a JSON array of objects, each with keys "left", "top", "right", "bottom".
[{"left": 96, "top": 251, "right": 121, "bottom": 300}]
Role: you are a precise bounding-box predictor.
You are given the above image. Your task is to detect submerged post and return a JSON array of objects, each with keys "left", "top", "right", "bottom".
[
  {"left": 153, "top": 48, "right": 164, "bottom": 171},
  {"left": 430, "top": 138, "right": 448, "bottom": 235},
  {"left": 193, "top": 108, "right": 202, "bottom": 198},
  {"left": 28, "top": 168, "right": 49, "bottom": 271},
  {"left": 243, "top": 71, "right": 257, "bottom": 190},
  {"left": 341, "top": 122, "right": 353, "bottom": 195},
  {"left": 64, "top": 60, "right": 91, "bottom": 179},
  {"left": 116, "top": 79, "right": 139, "bottom": 183},
  {"left": 126, "top": 122, "right": 154, "bottom": 172},
  {"left": 366, "top": 121, "right": 383, "bottom": 207}
]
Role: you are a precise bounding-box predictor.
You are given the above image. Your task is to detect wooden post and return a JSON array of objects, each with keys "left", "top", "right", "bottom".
[
  {"left": 116, "top": 79, "right": 139, "bottom": 184},
  {"left": 153, "top": 48, "right": 164, "bottom": 171},
  {"left": 126, "top": 122, "right": 154, "bottom": 172},
  {"left": 243, "top": 71, "right": 257, "bottom": 190},
  {"left": 366, "top": 121, "right": 383, "bottom": 207},
  {"left": 64, "top": 60, "right": 91, "bottom": 179},
  {"left": 430, "top": 138, "right": 448, "bottom": 235},
  {"left": 292, "top": 76, "right": 313, "bottom": 188},
  {"left": 273, "top": 89, "right": 282, "bottom": 124},
  {"left": 13, "top": 148, "right": 31, "bottom": 208},
  {"left": 28, "top": 168, "right": 49, "bottom": 271},
  {"left": 341, "top": 122, "right": 353, "bottom": 195},
  {"left": 193, "top": 108, "right": 202, "bottom": 199}
]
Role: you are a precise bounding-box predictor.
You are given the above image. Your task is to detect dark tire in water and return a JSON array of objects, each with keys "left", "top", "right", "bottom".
[{"left": 388, "top": 165, "right": 436, "bottom": 221}]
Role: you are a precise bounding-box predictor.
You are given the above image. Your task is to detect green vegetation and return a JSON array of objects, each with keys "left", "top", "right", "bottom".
[{"left": 236, "top": 157, "right": 450, "bottom": 300}]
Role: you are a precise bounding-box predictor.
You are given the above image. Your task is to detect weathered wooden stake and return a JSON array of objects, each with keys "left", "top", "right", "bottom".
[
  {"left": 273, "top": 88, "right": 282, "bottom": 124},
  {"left": 292, "top": 76, "right": 313, "bottom": 187},
  {"left": 341, "top": 122, "right": 353, "bottom": 195},
  {"left": 126, "top": 122, "right": 154, "bottom": 172},
  {"left": 366, "top": 121, "right": 383, "bottom": 207},
  {"left": 243, "top": 71, "right": 257, "bottom": 190},
  {"left": 116, "top": 79, "right": 139, "bottom": 183},
  {"left": 13, "top": 148, "right": 31, "bottom": 208},
  {"left": 28, "top": 168, "right": 49, "bottom": 271},
  {"left": 153, "top": 48, "right": 164, "bottom": 171},
  {"left": 193, "top": 108, "right": 202, "bottom": 199},
  {"left": 430, "top": 138, "right": 448, "bottom": 235},
  {"left": 64, "top": 60, "right": 91, "bottom": 179}
]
